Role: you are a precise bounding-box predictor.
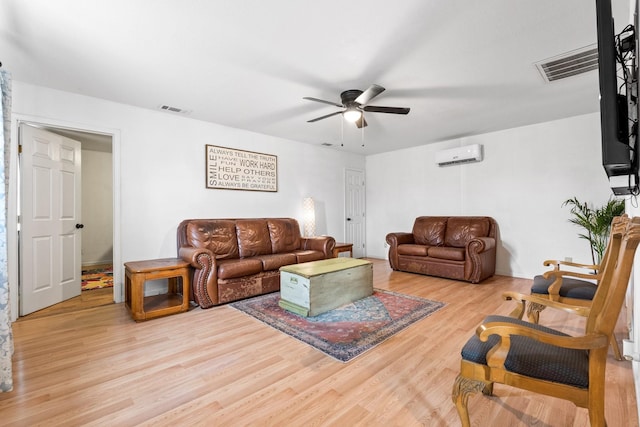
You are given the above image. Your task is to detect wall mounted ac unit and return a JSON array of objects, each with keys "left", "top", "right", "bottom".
[{"left": 435, "top": 144, "right": 483, "bottom": 166}]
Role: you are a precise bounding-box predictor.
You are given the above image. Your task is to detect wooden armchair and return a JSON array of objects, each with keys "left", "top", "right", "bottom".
[
  {"left": 527, "top": 215, "right": 629, "bottom": 360},
  {"left": 452, "top": 217, "right": 640, "bottom": 427}
]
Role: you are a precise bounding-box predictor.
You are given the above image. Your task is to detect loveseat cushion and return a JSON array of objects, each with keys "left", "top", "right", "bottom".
[
  {"left": 268, "top": 219, "right": 301, "bottom": 253},
  {"left": 444, "top": 217, "right": 491, "bottom": 248},
  {"left": 237, "top": 219, "right": 272, "bottom": 257},
  {"left": 397, "top": 244, "right": 429, "bottom": 256},
  {"left": 257, "top": 253, "right": 297, "bottom": 271},
  {"left": 428, "top": 246, "right": 465, "bottom": 261},
  {"left": 217, "top": 258, "right": 263, "bottom": 279},
  {"left": 186, "top": 220, "right": 239, "bottom": 259},
  {"left": 412, "top": 216, "right": 447, "bottom": 246}
]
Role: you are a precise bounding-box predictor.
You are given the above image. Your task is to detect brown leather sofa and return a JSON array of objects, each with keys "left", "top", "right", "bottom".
[
  {"left": 385, "top": 216, "right": 497, "bottom": 283},
  {"left": 177, "top": 218, "right": 336, "bottom": 308}
]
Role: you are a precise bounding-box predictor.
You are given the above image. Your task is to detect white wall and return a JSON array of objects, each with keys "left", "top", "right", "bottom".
[
  {"left": 81, "top": 148, "right": 113, "bottom": 266},
  {"left": 366, "top": 112, "right": 616, "bottom": 278},
  {"left": 9, "top": 81, "right": 365, "bottom": 317},
  {"left": 6, "top": 83, "right": 622, "bottom": 312}
]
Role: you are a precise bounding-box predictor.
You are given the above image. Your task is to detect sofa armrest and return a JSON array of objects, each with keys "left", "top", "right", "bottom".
[
  {"left": 385, "top": 232, "right": 415, "bottom": 270},
  {"left": 386, "top": 232, "right": 415, "bottom": 246},
  {"left": 178, "top": 246, "right": 218, "bottom": 308},
  {"left": 467, "top": 236, "right": 495, "bottom": 253},
  {"left": 465, "top": 237, "right": 496, "bottom": 283},
  {"left": 301, "top": 236, "right": 336, "bottom": 258}
]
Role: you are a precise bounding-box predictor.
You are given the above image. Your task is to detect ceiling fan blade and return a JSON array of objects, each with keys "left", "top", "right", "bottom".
[
  {"left": 307, "top": 111, "right": 343, "bottom": 123},
  {"left": 303, "top": 97, "right": 344, "bottom": 108},
  {"left": 355, "top": 116, "right": 368, "bottom": 129},
  {"left": 363, "top": 106, "right": 410, "bottom": 114},
  {"left": 354, "top": 84, "right": 385, "bottom": 105}
]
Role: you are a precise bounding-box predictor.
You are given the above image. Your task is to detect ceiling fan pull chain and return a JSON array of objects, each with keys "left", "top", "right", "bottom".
[
  {"left": 361, "top": 120, "right": 365, "bottom": 147},
  {"left": 341, "top": 117, "right": 344, "bottom": 147}
]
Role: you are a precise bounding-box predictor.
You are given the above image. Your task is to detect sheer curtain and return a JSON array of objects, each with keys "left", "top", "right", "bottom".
[{"left": 0, "top": 69, "right": 13, "bottom": 392}]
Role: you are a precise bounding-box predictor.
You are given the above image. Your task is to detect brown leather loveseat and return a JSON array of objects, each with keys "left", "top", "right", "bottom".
[
  {"left": 385, "top": 216, "right": 497, "bottom": 283},
  {"left": 178, "top": 218, "right": 335, "bottom": 308}
]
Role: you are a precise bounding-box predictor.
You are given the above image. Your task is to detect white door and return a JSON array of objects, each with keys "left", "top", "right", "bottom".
[
  {"left": 20, "top": 124, "right": 82, "bottom": 315},
  {"left": 345, "top": 169, "right": 365, "bottom": 258}
]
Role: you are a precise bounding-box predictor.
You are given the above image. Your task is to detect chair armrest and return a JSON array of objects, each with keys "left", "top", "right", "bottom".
[
  {"left": 477, "top": 321, "right": 608, "bottom": 369},
  {"left": 503, "top": 291, "right": 591, "bottom": 319},
  {"left": 542, "top": 259, "right": 600, "bottom": 271},
  {"left": 478, "top": 322, "right": 608, "bottom": 349},
  {"left": 301, "top": 236, "right": 336, "bottom": 258},
  {"left": 542, "top": 269, "right": 599, "bottom": 281}
]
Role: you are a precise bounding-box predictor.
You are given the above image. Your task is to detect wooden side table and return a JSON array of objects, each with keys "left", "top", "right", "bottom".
[
  {"left": 124, "top": 258, "right": 191, "bottom": 321},
  {"left": 333, "top": 242, "right": 354, "bottom": 258}
]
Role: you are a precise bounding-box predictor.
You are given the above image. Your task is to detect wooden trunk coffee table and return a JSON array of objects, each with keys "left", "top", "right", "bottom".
[{"left": 279, "top": 258, "right": 373, "bottom": 317}]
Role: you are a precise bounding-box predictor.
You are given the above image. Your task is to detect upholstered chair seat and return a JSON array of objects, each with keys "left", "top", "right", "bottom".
[
  {"left": 531, "top": 275, "right": 596, "bottom": 301},
  {"left": 461, "top": 315, "right": 589, "bottom": 388}
]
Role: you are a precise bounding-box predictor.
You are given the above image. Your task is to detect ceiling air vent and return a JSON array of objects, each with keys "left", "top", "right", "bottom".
[
  {"left": 535, "top": 44, "right": 599, "bottom": 82},
  {"left": 158, "top": 105, "right": 191, "bottom": 114}
]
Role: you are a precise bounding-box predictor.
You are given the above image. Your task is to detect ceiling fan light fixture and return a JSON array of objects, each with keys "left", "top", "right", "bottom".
[{"left": 343, "top": 108, "right": 362, "bottom": 123}]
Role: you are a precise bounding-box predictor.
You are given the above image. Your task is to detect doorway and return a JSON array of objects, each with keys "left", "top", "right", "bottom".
[
  {"left": 17, "top": 122, "right": 115, "bottom": 317},
  {"left": 345, "top": 168, "right": 365, "bottom": 258}
]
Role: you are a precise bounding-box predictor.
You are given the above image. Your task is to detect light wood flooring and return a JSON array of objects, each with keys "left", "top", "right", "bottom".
[
  {"left": 1, "top": 258, "right": 637, "bottom": 426},
  {"left": 18, "top": 287, "right": 114, "bottom": 320}
]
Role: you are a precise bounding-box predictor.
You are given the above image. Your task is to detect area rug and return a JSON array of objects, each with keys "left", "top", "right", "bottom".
[
  {"left": 81, "top": 265, "right": 113, "bottom": 291},
  {"left": 230, "top": 289, "right": 445, "bottom": 362}
]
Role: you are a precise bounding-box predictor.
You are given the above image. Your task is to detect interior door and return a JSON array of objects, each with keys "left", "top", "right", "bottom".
[
  {"left": 20, "top": 124, "right": 82, "bottom": 315},
  {"left": 345, "top": 169, "right": 365, "bottom": 258}
]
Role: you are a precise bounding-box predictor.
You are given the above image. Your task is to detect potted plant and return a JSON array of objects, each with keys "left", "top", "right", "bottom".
[{"left": 563, "top": 197, "right": 625, "bottom": 265}]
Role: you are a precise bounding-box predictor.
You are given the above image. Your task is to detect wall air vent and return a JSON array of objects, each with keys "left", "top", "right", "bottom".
[
  {"left": 158, "top": 105, "right": 192, "bottom": 114},
  {"left": 535, "top": 44, "right": 599, "bottom": 82}
]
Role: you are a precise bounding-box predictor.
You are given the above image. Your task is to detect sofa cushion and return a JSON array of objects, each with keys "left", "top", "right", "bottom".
[
  {"left": 445, "top": 217, "right": 490, "bottom": 248},
  {"left": 217, "top": 258, "right": 263, "bottom": 279},
  {"left": 237, "top": 219, "right": 272, "bottom": 257},
  {"left": 186, "top": 220, "right": 239, "bottom": 259},
  {"left": 397, "top": 244, "right": 429, "bottom": 256},
  {"left": 428, "top": 246, "right": 465, "bottom": 261},
  {"left": 267, "top": 219, "right": 301, "bottom": 253},
  {"left": 412, "top": 217, "right": 447, "bottom": 246},
  {"left": 293, "top": 250, "right": 326, "bottom": 263},
  {"left": 256, "top": 253, "right": 297, "bottom": 271}
]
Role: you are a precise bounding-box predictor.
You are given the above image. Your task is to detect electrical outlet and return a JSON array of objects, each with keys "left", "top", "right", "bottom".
[{"left": 564, "top": 257, "right": 572, "bottom": 263}]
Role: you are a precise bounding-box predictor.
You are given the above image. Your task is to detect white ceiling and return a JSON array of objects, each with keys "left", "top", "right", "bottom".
[{"left": 0, "top": 0, "right": 632, "bottom": 155}]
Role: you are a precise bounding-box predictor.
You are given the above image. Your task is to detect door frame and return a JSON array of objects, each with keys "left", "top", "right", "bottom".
[{"left": 9, "top": 114, "right": 122, "bottom": 321}]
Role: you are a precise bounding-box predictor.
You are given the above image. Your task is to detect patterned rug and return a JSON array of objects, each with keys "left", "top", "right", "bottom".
[
  {"left": 81, "top": 265, "right": 113, "bottom": 291},
  {"left": 230, "top": 289, "right": 445, "bottom": 362}
]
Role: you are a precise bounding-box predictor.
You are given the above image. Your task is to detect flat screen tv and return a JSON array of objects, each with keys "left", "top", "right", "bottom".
[{"left": 596, "top": 0, "right": 632, "bottom": 177}]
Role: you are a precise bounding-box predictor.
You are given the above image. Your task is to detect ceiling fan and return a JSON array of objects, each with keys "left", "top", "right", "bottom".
[{"left": 303, "top": 84, "right": 410, "bottom": 128}]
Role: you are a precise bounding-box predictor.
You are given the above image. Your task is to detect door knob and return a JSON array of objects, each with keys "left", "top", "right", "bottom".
[{"left": 75, "top": 223, "right": 84, "bottom": 229}]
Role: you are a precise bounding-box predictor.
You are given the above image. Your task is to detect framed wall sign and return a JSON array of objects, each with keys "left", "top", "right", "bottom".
[{"left": 206, "top": 145, "right": 278, "bottom": 192}]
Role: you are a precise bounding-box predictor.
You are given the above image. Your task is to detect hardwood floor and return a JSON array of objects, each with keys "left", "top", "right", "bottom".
[
  {"left": 2, "top": 259, "right": 637, "bottom": 426},
  {"left": 18, "top": 287, "right": 114, "bottom": 320}
]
